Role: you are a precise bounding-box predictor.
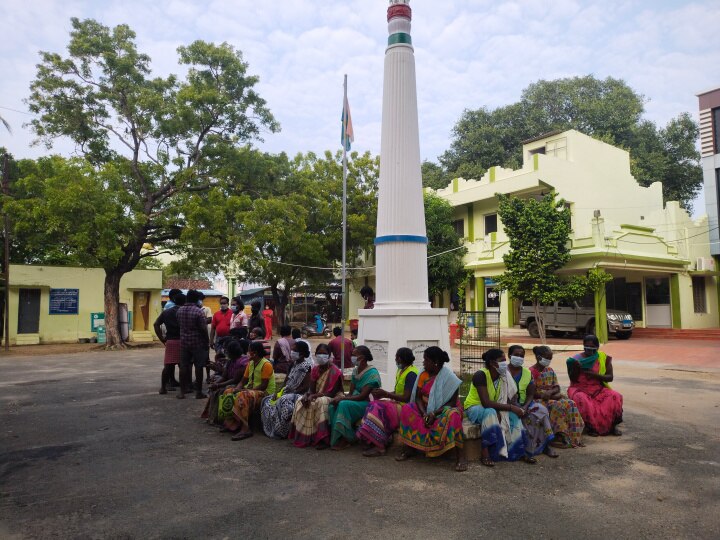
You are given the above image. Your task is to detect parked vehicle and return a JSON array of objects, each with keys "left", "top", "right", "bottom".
[
  {"left": 519, "top": 299, "right": 635, "bottom": 339},
  {"left": 300, "top": 314, "right": 332, "bottom": 338}
]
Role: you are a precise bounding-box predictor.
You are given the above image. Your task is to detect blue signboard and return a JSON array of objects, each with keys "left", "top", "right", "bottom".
[
  {"left": 484, "top": 278, "right": 497, "bottom": 287},
  {"left": 49, "top": 288, "right": 79, "bottom": 315}
]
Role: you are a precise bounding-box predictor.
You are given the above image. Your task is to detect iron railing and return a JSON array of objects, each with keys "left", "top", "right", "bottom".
[{"left": 457, "top": 310, "right": 501, "bottom": 375}]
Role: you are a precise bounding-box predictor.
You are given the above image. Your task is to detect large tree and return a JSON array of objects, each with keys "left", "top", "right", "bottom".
[
  {"left": 25, "top": 18, "right": 277, "bottom": 346},
  {"left": 178, "top": 150, "right": 379, "bottom": 324},
  {"left": 440, "top": 76, "right": 702, "bottom": 210},
  {"left": 494, "top": 192, "right": 586, "bottom": 344},
  {"left": 424, "top": 192, "right": 468, "bottom": 302}
]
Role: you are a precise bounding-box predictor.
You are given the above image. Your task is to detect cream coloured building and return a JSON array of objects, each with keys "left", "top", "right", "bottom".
[
  {"left": 6, "top": 264, "right": 162, "bottom": 345},
  {"left": 432, "top": 129, "right": 718, "bottom": 334}
]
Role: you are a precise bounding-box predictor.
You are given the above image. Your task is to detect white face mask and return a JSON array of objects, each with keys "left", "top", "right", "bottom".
[
  {"left": 315, "top": 354, "right": 330, "bottom": 366},
  {"left": 197, "top": 300, "right": 203, "bottom": 307},
  {"left": 538, "top": 356, "right": 552, "bottom": 368},
  {"left": 496, "top": 360, "right": 508, "bottom": 376},
  {"left": 510, "top": 355, "right": 524, "bottom": 367},
  {"left": 350, "top": 356, "right": 359, "bottom": 366},
  {"left": 290, "top": 351, "right": 300, "bottom": 362}
]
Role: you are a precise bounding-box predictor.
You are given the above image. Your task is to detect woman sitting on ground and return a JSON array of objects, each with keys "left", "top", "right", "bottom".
[
  {"left": 356, "top": 347, "right": 418, "bottom": 457},
  {"left": 289, "top": 344, "right": 344, "bottom": 449},
  {"left": 201, "top": 339, "right": 249, "bottom": 425},
  {"left": 530, "top": 345, "right": 585, "bottom": 448},
  {"left": 260, "top": 340, "right": 313, "bottom": 439},
  {"left": 328, "top": 345, "right": 382, "bottom": 450},
  {"left": 396, "top": 346, "right": 467, "bottom": 472},
  {"left": 221, "top": 341, "right": 276, "bottom": 441},
  {"left": 464, "top": 348, "right": 530, "bottom": 466},
  {"left": 567, "top": 335, "right": 623, "bottom": 436},
  {"left": 507, "top": 345, "right": 557, "bottom": 459}
]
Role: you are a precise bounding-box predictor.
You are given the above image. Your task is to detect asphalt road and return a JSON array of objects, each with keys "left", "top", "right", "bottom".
[{"left": 1, "top": 347, "right": 719, "bottom": 539}]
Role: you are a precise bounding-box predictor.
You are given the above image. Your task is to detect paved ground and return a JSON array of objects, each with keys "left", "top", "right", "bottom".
[{"left": 1, "top": 345, "right": 719, "bottom": 539}]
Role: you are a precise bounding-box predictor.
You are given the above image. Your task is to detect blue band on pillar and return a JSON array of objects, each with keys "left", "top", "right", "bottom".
[{"left": 374, "top": 235, "right": 428, "bottom": 245}]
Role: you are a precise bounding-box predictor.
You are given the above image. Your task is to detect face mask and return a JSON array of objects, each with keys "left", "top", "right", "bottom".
[
  {"left": 231, "top": 306, "right": 239, "bottom": 313},
  {"left": 538, "top": 356, "right": 552, "bottom": 368},
  {"left": 220, "top": 305, "right": 228, "bottom": 312},
  {"left": 496, "top": 360, "right": 508, "bottom": 376},
  {"left": 510, "top": 355, "right": 524, "bottom": 367},
  {"left": 315, "top": 354, "right": 330, "bottom": 366},
  {"left": 350, "top": 356, "right": 359, "bottom": 366},
  {"left": 584, "top": 347, "right": 598, "bottom": 356},
  {"left": 290, "top": 351, "right": 300, "bottom": 362},
  {"left": 396, "top": 362, "right": 404, "bottom": 370}
]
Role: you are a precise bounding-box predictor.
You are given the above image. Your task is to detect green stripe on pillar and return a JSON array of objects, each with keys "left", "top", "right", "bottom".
[
  {"left": 533, "top": 153, "right": 539, "bottom": 171},
  {"left": 467, "top": 204, "right": 474, "bottom": 242},
  {"left": 388, "top": 33, "right": 412, "bottom": 46},
  {"left": 452, "top": 178, "right": 459, "bottom": 193},
  {"left": 670, "top": 274, "right": 682, "bottom": 329},
  {"left": 489, "top": 167, "right": 496, "bottom": 183}
]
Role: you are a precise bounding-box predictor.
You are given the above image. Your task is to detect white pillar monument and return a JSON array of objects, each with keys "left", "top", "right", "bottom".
[{"left": 358, "top": 0, "right": 450, "bottom": 389}]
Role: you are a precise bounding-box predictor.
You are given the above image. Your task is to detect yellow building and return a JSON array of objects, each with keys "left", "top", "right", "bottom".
[{"left": 7, "top": 264, "right": 163, "bottom": 345}]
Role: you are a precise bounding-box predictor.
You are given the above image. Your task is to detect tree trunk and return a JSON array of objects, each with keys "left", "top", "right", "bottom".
[
  {"left": 104, "top": 270, "right": 125, "bottom": 349},
  {"left": 533, "top": 301, "right": 547, "bottom": 345}
]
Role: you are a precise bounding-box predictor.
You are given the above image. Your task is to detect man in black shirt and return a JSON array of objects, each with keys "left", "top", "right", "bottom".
[{"left": 153, "top": 292, "right": 186, "bottom": 393}]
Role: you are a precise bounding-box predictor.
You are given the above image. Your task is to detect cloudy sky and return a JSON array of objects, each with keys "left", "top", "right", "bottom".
[{"left": 1, "top": 0, "right": 719, "bottom": 212}]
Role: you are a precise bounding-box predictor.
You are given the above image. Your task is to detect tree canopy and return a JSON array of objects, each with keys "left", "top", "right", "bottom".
[
  {"left": 494, "top": 192, "right": 586, "bottom": 343},
  {"left": 22, "top": 18, "right": 278, "bottom": 346},
  {"left": 440, "top": 76, "right": 702, "bottom": 210},
  {"left": 424, "top": 192, "right": 468, "bottom": 301}
]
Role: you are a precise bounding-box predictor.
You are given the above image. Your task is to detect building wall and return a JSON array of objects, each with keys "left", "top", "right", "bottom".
[{"left": 8, "top": 265, "right": 162, "bottom": 344}]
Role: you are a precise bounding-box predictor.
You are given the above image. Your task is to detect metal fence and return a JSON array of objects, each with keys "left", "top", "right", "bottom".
[{"left": 457, "top": 311, "right": 501, "bottom": 375}]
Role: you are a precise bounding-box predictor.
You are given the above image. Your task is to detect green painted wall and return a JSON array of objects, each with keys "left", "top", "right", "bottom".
[{"left": 670, "top": 274, "right": 682, "bottom": 329}]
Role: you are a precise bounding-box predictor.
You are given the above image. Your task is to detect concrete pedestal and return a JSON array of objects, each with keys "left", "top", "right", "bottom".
[{"left": 358, "top": 307, "right": 449, "bottom": 389}]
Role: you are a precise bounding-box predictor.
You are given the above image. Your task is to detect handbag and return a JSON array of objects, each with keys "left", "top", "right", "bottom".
[{"left": 218, "top": 391, "right": 236, "bottom": 421}]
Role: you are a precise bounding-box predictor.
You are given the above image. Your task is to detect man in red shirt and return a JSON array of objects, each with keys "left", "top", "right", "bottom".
[
  {"left": 210, "top": 296, "right": 232, "bottom": 353},
  {"left": 328, "top": 326, "right": 353, "bottom": 370}
]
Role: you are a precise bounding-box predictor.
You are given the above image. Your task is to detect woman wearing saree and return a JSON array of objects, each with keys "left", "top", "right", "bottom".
[
  {"left": 329, "top": 346, "right": 382, "bottom": 450},
  {"left": 201, "top": 339, "right": 249, "bottom": 425},
  {"left": 464, "top": 348, "right": 530, "bottom": 467},
  {"left": 567, "top": 335, "right": 623, "bottom": 436},
  {"left": 396, "top": 346, "right": 467, "bottom": 472},
  {"left": 289, "top": 344, "right": 344, "bottom": 449},
  {"left": 356, "top": 347, "right": 418, "bottom": 457},
  {"left": 221, "top": 341, "right": 276, "bottom": 441},
  {"left": 507, "top": 345, "right": 557, "bottom": 459},
  {"left": 260, "top": 340, "right": 313, "bottom": 439},
  {"left": 530, "top": 345, "right": 585, "bottom": 448}
]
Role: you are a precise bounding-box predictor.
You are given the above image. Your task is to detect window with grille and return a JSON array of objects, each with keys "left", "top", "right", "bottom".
[
  {"left": 452, "top": 219, "right": 464, "bottom": 238},
  {"left": 692, "top": 276, "right": 707, "bottom": 313},
  {"left": 484, "top": 214, "right": 498, "bottom": 235}
]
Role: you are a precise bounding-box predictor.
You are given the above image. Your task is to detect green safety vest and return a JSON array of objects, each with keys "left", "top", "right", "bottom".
[
  {"left": 464, "top": 368, "right": 499, "bottom": 409},
  {"left": 513, "top": 367, "right": 533, "bottom": 405},
  {"left": 247, "top": 358, "right": 276, "bottom": 395},
  {"left": 394, "top": 365, "right": 419, "bottom": 395}
]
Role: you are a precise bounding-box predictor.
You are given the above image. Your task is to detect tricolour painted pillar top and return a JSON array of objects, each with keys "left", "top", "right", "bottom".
[{"left": 387, "top": 2, "right": 412, "bottom": 48}]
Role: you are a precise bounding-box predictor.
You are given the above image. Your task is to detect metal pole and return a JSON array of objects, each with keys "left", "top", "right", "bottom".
[
  {"left": 340, "top": 74, "right": 348, "bottom": 368},
  {"left": 2, "top": 153, "right": 10, "bottom": 351}
]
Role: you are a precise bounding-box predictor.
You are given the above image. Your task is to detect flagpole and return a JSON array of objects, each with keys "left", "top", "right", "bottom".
[{"left": 340, "top": 74, "right": 348, "bottom": 369}]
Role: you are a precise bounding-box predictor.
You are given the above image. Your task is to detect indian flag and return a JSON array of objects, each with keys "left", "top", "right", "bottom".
[{"left": 341, "top": 94, "right": 354, "bottom": 151}]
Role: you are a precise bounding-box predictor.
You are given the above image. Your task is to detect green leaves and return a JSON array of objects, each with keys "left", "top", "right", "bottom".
[
  {"left": 495, "top": 192, "right": 580, "bottom": 307},
  {"left": 424, "top": 193, "right": 467, "bottom": 299}
]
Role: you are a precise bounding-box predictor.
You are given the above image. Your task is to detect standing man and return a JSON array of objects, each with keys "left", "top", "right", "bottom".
[
  {"left": 177, "top": 289, "right": 210, "bottom": 399},
  {"left": 248, "top": 300, "right": 264, "bottom": 331},
  {"left": 164, "top": 288, "right": 182, "bottom": 310},
  {"left": 210, "top": 296, "right": 233, "bottom": 354},
  {"left": 328, "top": 326, "right": 353, "bottom": 370}
]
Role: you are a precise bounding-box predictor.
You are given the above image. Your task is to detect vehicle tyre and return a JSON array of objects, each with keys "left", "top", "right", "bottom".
[
  {"left": 528, "top": 320, "right": 540, "bottom": 338},
  {"left": 548, "top": 330, "right": 565, "bottom": 338},
  {"left": 616, "top": 331, "right": 632, "bottom": 340},
  {"left": 323, "top": 328, "right": 332, "bottom": 338},
  {"left": 301, "top": 331, "right": 309, "bottom": 338}
]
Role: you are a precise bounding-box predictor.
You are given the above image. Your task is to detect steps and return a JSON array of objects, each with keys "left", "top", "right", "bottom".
[
  {"left": 632, "top": 327, "right": 720, "bottom": 341},
  {"left": 131, "top": 331, "right": 155, "bottom": 343}
]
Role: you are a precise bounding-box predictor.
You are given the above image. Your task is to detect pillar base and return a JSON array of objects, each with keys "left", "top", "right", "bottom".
[{"left": 358, "top": 307, "right": 449, "bottom": 389}]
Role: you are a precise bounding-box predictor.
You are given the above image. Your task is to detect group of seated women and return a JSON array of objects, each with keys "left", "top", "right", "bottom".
[{"left": 196, "top": 332, "right": 623, "bottom": 472}]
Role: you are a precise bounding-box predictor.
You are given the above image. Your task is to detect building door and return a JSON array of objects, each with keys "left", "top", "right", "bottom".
[
  {"left": 645, "top": 277, "right": 671, "bottom": 328},
  {"left": 132, "top": 292, "right": 150, "bottom": 331},
  {"left": 18, "top": 288, "right": 41, "bottom": 334}
]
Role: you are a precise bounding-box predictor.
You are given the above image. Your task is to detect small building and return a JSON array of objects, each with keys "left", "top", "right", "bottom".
[
  {"left": 7, "top": 264, "right": 162, "bottom": 345},
  {"left": 697, "top": 87, "right": 720, "bottom": 261}
]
